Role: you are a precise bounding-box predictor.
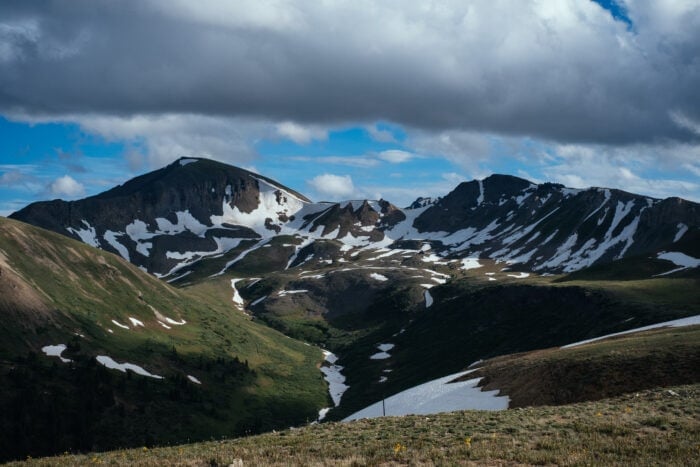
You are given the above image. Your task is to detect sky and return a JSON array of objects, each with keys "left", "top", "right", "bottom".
[{"left": 1, "top": 0, "right": 699, "bottom": 215}]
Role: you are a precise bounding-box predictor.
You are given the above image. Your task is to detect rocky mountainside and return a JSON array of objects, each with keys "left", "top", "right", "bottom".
[{"left": 10, "top": 157, "right": 700, "bottom": 278}]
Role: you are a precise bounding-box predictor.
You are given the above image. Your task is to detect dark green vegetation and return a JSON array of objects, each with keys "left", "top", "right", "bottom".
[
  {"left": 13, "top": 384, "right": 700, "bottom": 466},
  {"left": 0, "top": 217, "right": 328, "bottom": 462}
]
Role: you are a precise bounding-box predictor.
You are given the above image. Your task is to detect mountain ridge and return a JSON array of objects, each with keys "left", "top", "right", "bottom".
[{"left": 10, "top": 157, "right": 698, "bottom": 278}]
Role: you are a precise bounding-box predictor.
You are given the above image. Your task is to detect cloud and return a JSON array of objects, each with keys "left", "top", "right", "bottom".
[
  {"left": 276, "top": 121, "right": 327, "bottom": 144},
  {"left": 0, "top": 1, "right": 698, "bottom": 145},
  {"left": 290, "top": 155, "right": 379, "bottom": 168},
  {"left": 307, "top": 173, "right": 355, "bottom": 199},
  {"left": 0, "top": 170, "right": 28, "bottom": 185},
  {"left": 378, "top": 149, "right": 414, "bottom": 164},
  {"left": 49, "top": 175, "right": 85, "bottom": 198},
  {"left": 541, "top": 142, "right": 700, "bottom": 201},
  {"left": 11, "top": 113, "right": 265, "bottom": 171},
  {"left": 366, "top": 124, "right": 396, "bottom": 143}
]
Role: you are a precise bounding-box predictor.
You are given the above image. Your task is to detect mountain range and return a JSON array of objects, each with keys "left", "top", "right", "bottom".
[
  {"left": 11, "top": 157, "right": 700, "bottom": 279},
  {"left": 2, "top": 156, "right": 699, "bottom": 461}
]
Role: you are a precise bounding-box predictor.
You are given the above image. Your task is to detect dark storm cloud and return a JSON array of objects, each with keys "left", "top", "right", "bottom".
[{"left": 1, "top": 0, "right": 699, "bottom": 145}]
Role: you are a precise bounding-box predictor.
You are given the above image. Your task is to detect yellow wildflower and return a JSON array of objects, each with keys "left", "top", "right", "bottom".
[{"left": 465, "top": 436, "right": 472, "bottom": 449}]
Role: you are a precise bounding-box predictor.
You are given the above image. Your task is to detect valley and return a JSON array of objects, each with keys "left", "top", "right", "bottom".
[{"left": 1, "top": 157, "right": 698, "bottom": 462}]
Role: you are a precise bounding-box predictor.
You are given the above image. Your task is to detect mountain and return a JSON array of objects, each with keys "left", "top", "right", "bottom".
[
  {"left": 0, "top": 216, "right": 327, "bottom": 461},
  {"left": 5, "top": 157, "right": 700, "bottom": 460},
  {"left": 11, "top": 158, "right": 699, "bottom": 279}
]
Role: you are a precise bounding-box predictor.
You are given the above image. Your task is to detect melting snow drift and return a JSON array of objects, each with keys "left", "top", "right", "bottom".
[
  {"left": 318, "top": 350, "right": 349, "bottom": 421},
  {"left": 96, "top": 355, "right": 164, "bottom": 379},
  {"left": 42, "top": 344, "right": 72, "bottom": 363},
  {"left": 344, "top": 370, "right": 509, "bottom": 421}
]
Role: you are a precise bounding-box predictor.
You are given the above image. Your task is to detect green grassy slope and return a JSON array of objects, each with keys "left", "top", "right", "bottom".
[
  {"left": 13, "top": 384, "right": 699, "bottom": 466},
  {"left": 0, "top": 217, "right": 328, "bottom": 461}
]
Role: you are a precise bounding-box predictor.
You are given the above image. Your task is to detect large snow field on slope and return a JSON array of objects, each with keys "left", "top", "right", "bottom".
[{"left": 344, "top": 370, "right": 509, "bottom": 421}]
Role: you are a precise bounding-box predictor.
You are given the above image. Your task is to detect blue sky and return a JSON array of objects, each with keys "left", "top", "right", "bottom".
[{"left": 1, "top": 1, "right": 699, "bottom": 215}]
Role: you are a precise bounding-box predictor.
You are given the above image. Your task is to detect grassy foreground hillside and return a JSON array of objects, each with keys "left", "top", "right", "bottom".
[
  {"left": 12, "top": 384, "right": 699, "bottom": 466},
  {"left": 0, "top": 217, "right": 328, "bottom": 461}
]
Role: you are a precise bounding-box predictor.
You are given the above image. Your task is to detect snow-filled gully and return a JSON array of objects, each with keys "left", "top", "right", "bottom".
[{"left": 318, "top": 350, "right": 349, "bottom": 421}]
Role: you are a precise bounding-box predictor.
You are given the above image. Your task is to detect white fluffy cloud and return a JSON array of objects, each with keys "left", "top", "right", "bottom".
[
  {"left": 49, "top": 175, "right": 85, "bottom": 198},
  {"left": 307, "top": 173, "right": 355, "bottom": 199}
]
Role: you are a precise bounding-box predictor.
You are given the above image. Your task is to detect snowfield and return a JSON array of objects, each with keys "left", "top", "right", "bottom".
[
  {"left": 562, "top": 314, "right": 700, "bottom": 348},
  {"left": 344, "top": 370, "right": 509, "bottom": 421},
  {"left": 656, "top": 251, "right": 700, "bottom": 276}
]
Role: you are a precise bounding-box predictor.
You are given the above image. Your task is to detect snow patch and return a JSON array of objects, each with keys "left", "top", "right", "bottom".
[
  {"left": 67, "top": 221, "right": 100, "bottom": 248},
  {"left": 42, "top": 344, "right": 72, "bottom": 363},
  {"left": 655, "top": 251, "right": 700, "bottom": 275},
  {"left": 103, "top": 230, "right": 130, "bottom": 261},
  {"left": 476, "top": 179, "right": 484, "bottom": 205},
  {"left": 674, "top": 223, "right": 688, "bottom": 243},
  {"left": 370, "top": 343, "right": 394, "bottom": 360},
  {"left": 111, "top": 319, "right": 129, "bottom": 330},
  {"left": 370, "top": 273, "right": 388, "bottom": 281},
  {"left": 128, "top": 317, "right": 144, "bottom": 327},
  {"left": 460, "top": 258, "right": 482, "bottom": 270},
  {"left": 179, "top": 158, "right": 199, "bottom": 166},
  {"left": 278, "top": 289, "right": 309, "bottom": 296},
  {"left": 344, "top": 370, "right": 509, "bottom": 420},
  {"left": 318, "top": 350, "right": 349, "bottom": 420},
  {"left": 164, "top": 317, "right": 186, "bottom": 326},
  {"left": 187, "top": 374, "right": 202, "bottom": 384},
  {"left": 506, "top": 272, "right": 530, "bottom": 279},
  {"left": 424, "top": 290, "right": 434, "bottom": 308},
  {"left": 250, "top": 295, "right": 267, "bottom": 306},
  {"left": 96, "top": 355, "right": 164, "bottom": 379},
  {"left": 231, "top": 279, "right": 245, "bottom": 309}
]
